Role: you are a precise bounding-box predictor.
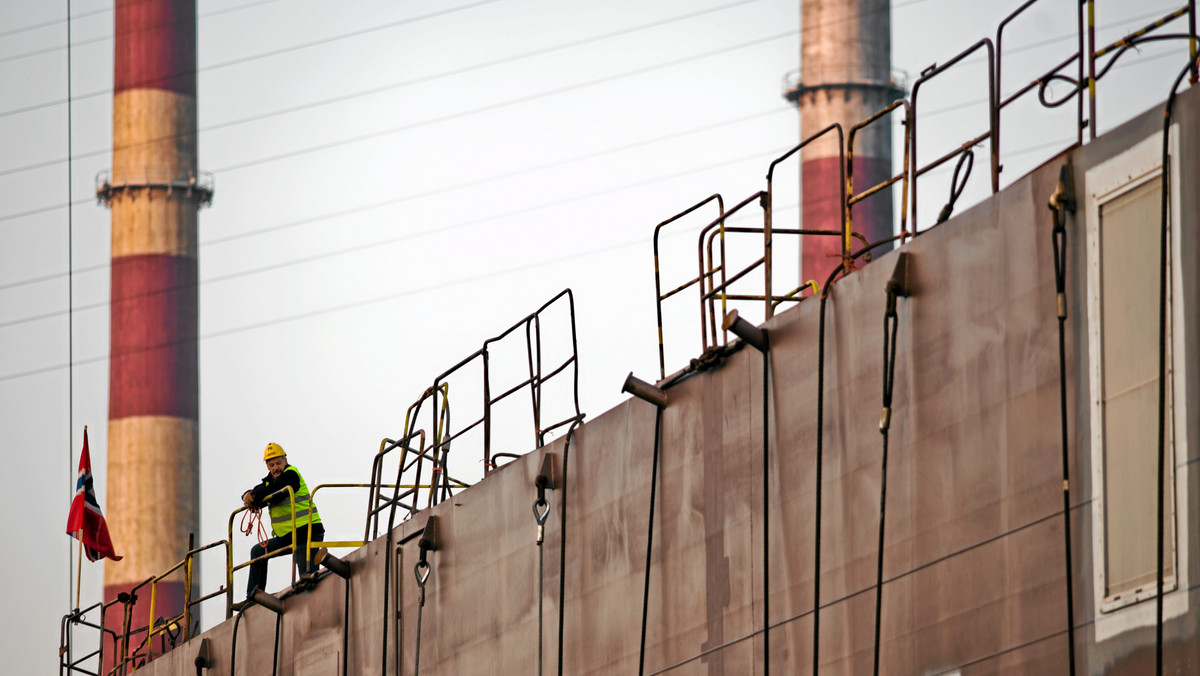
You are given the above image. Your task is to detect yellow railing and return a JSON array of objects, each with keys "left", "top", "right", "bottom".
[
  {"left": 106, "top": 538, "right": 230, "bottom": 675},
  {"left": 226, "top": 485, "right": 296, "bottom": 618},
  {"left": 304, "top": 482, "right": 415, "bottom": 560}
]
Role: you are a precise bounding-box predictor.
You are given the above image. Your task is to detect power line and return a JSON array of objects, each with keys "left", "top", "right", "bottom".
[
  {"left": 213, "top": 29, "right": 797, "bottom": 173},
  {"left": 0, "top": 0, "right": 280, "bottom": 40},
  {"left": 0, "top": 111, "right": 1098, "bottom": 381},
  {"left": 0, "top": 0, "right": 112, "bottom": 40},
  {"left": 0, "top": 0, "right": 508, "bottom": 119},
  {"left": 0, "top": 139, "right": 796, "bottom": 334},
  {"left": 0, "top": 0, "right": 284, "bottom": 65},
  {"left": 0, "top": 25, "right": 798, "bottom": 223},
  {"left": 0, "top": 125, "right": 1083, "bottom": 342},
  {"left": 0, "top": 0, "right": 762, "bottom": 177},
  {"left": 0, "top": 1, "right": 1166, "bottom": 180},
  {"left": 0, "top": 0, "right": 902, "bottom": 122},
  {"left": 0, "top": 106, "right": 790, "bottom": 294},
  {"left": 0, "top": 189, "right": 784, "bottom": 385}
]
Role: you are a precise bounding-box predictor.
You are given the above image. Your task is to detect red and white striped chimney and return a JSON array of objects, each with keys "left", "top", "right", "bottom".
[
  {"left": 788, "top": 0, "right": 900, "bottom": 285},
  {"left": 99, "top": 0, "right": 209, "bottom": 657}
]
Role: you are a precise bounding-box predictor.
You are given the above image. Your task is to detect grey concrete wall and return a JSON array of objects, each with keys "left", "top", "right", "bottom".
[{"left": 131, "top": 88, "right": 1200, "bottom": 676}]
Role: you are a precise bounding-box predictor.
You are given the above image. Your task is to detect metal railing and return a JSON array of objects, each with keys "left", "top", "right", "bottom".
[
  {"left": 650, "top": 0, "right": 1198, "bottom": 377},
  {"left": 227, "top": 486, "right": 297, "bottom": 613},
  {"left": 403, "top": 289, "right": 582, "bottom": 498}
]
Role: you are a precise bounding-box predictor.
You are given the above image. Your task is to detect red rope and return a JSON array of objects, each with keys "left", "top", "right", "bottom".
[{"left": 240, "top": 507, "right": 268, "bottom": 549}]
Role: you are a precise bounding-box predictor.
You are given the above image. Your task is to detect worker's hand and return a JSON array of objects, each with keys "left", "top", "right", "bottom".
[{"left": 242, "top": 492, "right": 254, "bottom": 508}]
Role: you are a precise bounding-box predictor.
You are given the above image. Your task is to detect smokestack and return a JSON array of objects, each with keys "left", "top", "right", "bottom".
[
  {"left": 786, "top": 0, "right": 901, "bottom": 285},
  {"left": 97, "top": 0, "right": 210, "bottom": 658}
]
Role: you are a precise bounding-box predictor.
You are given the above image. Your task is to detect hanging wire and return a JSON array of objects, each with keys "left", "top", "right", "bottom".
[
  {"left": 637, "top": 409, "right": 664, "bottom": 676},
  {"left": 872, "top": 274, "right": 903, "bottom": 676},
  {"left": 1048, "top": 162, "right": 1077, "bottom": 676},
  {"left": 1154, "top": 51, "right": 1198, "bottom": 676}
]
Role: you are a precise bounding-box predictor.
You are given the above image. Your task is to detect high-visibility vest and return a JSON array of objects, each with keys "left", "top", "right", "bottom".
[{"left": 266, "top": 465, "right": 321, "bottom": 537}]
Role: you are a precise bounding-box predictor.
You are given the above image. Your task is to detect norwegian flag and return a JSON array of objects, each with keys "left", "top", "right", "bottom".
[{"left": 66, "top": 429, "right": 122, "bottom": 562}]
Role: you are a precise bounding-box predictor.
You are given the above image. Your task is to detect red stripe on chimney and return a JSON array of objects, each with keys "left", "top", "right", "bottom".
[{"left": 109, "top": 254, "right": 199, "bottom": 420}]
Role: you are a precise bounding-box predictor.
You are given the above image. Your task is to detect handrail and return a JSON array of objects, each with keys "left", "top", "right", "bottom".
[
  {"left": 768, "top": 123, "right": 848, "bottom": 279},
  {"left": 59, "top": 601, "right": 119, "bottom": 676},
  {"left": 304, "top": 481, "right": 423, "bottom": 561},
  {"left": 910, "top": 38, "right": 998, "bottom": 234},
  {"left": 651, "top": 194, "right": 725, "bottom": 379},
  {"left": 407, "top": 289, "right": 582, "bottom": 503},
  {"left": 365, "top": 431, "right": 436, "bottom": 534},
  {"left": 848, "top": 99, "right": 911, "bottom": 243},
  {"left": 226, "top": 485, "right": 296, "bottom": 618}
]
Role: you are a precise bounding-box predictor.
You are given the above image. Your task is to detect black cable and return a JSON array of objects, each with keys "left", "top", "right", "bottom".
[
  {"left": 1154, "top": 53, "right": 1195, "bottom": 676},
  {"left": 811, "top": 235, "right": 901, "bottom": 675},
  {"left": 935, "top": 148, "right": 974, "bottom": 225},
  {"left": 1049, "top": 162, "right": 1077, "bottom": 676},
  {"left": 637, "top": 408, "right": 664, "bottom": 676},
  {"left": 761, "top": 336, "right": 772, "bottom": 675},
  {"left": 556, "top": 419, "right": 582, "bottom": 676},
  {"left": 533, "top": 490, "right": 551, "bottom": 676},
  {"left": 813, "top": 286, "right": 828, "bottom": 675},
  {"left": 228, "top": 609, "right": 244, "bottom": 675},
  {"left": 271, "top": 612, "right": 281, "bottom": 676},
  {"left": 872, "top": 294, "right": 900, "bottom": 676},
  {"left": 342, "top": 575, "right": 350, "bottom": 676},
  {"left": 413, "top": 553, "right": 431, "bottom": 676}
]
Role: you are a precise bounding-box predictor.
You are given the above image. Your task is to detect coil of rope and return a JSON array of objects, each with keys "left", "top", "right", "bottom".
[{"left": 240, "top": 506, "right": 269, "bottom": 549}]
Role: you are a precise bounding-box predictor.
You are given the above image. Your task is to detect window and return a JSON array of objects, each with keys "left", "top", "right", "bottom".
[{"left": 1085, "top": 130, "right": 1189, "bottom": 638}]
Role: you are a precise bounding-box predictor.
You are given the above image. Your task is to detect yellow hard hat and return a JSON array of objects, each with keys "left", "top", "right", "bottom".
[{"left": 263, "top": 442, "right": 286, "bottom": 462}]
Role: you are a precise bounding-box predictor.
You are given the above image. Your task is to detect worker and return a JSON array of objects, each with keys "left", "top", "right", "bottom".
[{"left": 240, "top": 442, "right": 325, "bottom": 602}]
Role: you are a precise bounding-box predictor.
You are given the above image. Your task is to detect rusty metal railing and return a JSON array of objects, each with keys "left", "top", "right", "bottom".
[
  {"left": 110, "top": 539, "right": 228, "bottom": 674},
  {"left": 404, "top": 289, "right": 582, "bottom": 502},
  {"left": 227, "top": 486, "right": 296, "bottom": 615},
  {"left": 648, "top": 0, "right": 1197, "bottom": 384},
  {"left": 910, "top": 38, "right": 998, "bottom": 234},
  {"left": 59, "top": 600, "right": 119, "bottom": 676},
  {"left": 848, "top": 99, "right": 911, "bottom": 243},
  {"left": 652, "top": 194, "right": 725, "bottom": 380}
]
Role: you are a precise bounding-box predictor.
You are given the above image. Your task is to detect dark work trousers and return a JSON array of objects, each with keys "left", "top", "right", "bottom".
[{"left": 247, "top": 522, "right": 325, "bottom": 598}]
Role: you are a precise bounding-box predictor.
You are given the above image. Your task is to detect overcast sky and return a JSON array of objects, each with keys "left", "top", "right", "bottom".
[{"left": 0, "top": 0, "right": 1194, "bottom": 671}]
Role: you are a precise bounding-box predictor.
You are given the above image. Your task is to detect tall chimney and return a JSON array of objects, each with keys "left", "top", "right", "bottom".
[
  {"left": 787, "top": 0, "right": 901, "bottom": 285},
  {"left": 98, "top": 0, "right": 210, "bottom": 657}
]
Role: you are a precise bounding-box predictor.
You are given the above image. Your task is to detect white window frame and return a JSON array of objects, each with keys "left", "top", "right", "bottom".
[{"left": 1085, "top": 129, "right": 1189, "bottom": 642}]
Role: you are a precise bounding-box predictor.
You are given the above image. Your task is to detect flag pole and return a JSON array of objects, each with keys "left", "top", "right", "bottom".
[
  {"left": 75, "top": 535, "right": 82, "bottom": 612},
  {"left": 75, "top": 425, "right": 84, "bottom": 612}
]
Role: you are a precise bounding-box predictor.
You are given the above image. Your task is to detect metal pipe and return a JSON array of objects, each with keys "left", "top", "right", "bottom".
[
  {"left": 722, "top": 310, "right": 768, "bottom": 353},
  {"left": 623, "top": 374, "right": 668, "bottom": 409}
]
